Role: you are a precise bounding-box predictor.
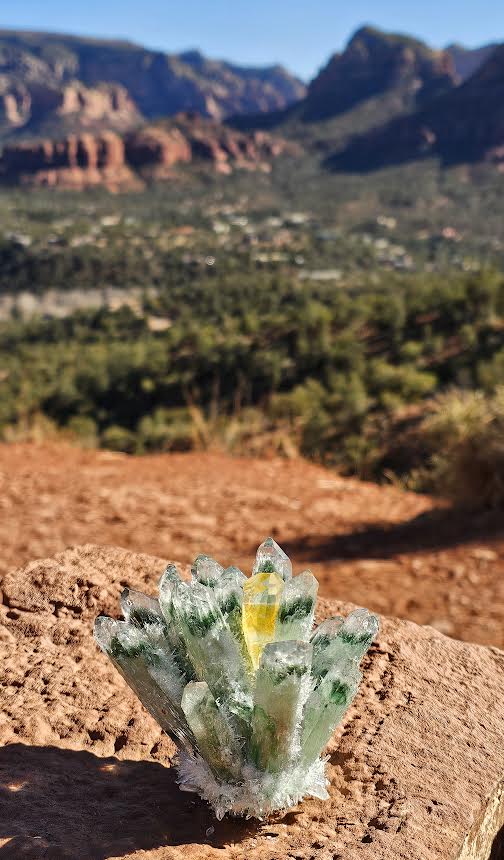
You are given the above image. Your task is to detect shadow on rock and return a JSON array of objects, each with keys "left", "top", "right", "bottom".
[
  {"left": 0, "top": 744, "right": 259, "bottom": 859},
  {"left": 489, "top": 823, "right": 504, "bottom": 860}
]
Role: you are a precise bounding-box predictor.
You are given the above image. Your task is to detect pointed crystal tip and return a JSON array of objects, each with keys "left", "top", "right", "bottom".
[
  {"left": 253, "top": 537, "right": 292, "bottom": 581},
  {"left": 341, "top": 608, "right": 380, "bottom": 645},
  {"left": 191, "top": 554, "right": 224, "bottom": 587}
]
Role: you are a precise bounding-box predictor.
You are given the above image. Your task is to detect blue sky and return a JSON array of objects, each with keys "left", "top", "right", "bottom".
[{"left": 2, "top": 0, "right": 503, "bottom": 80}]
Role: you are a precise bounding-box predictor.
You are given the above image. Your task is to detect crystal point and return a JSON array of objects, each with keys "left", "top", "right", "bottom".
[
  {"left": 191, "top": 554, "right": 224, "bottom": 587},
  {"left": 275, "top": 570, "right": 318, "bottom": 642},
  {"left": 252, "top": 537, "right": 292, "bottom": 581}
]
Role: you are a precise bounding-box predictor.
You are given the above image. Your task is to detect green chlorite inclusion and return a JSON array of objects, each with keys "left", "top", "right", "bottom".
[{"left": 94, "top": 537, "right": 379, "bottom": 819}]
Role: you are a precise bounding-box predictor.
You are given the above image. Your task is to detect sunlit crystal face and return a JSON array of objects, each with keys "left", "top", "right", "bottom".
[{"left": 242, "top": 570, "right": 284, "bottom": 670}]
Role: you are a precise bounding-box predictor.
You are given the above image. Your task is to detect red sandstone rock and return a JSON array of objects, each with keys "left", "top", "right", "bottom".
[
  {"left": 0, "top": 544, "right": 503, "bottom": 859},
  {"left": 0, "top": 115, "right": 298, "bottom": 190},
  {"left": 0, "top": 131, "right": 141, "bottom": 191},
  {"left": 124, "top": 126, "right": 192, "bottom": 173}
]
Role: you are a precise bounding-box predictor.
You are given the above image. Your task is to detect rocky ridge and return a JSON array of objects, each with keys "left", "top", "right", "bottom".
[
  {"left": 302, "top": 26, "right": 457, "bottom": 122},
  {"left": 1, "top": 543, "right": 503, "bottom": 858},
  {"left": 330, "top": 42, "right": 504, "bottom": 171},
  {"left": 0, "top": 30, "right": 305, "bottom": 139},
  {"left": 0, "top": 114, "right": 299, "bottom": 190},
  {"left": 446, "top": 42, "right": 499, "bottom": 82}
]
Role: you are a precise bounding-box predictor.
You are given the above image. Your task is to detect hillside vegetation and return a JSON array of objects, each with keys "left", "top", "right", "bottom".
[{"left": 1, "top": 262, "right": 503, "bottom": 494}]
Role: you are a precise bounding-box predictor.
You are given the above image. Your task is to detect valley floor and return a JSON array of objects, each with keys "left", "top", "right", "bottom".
[{"left": 0, "top": 442, "right": 502, "bottom": 649}]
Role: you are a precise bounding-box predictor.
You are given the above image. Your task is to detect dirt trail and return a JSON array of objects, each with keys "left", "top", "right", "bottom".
[{"left": 0, "top": 442, "right": 503, "bottom": 648}]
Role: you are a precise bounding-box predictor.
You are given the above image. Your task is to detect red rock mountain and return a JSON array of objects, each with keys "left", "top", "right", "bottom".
[{"left": 0, "top": 114, "right": 300, "bottom": 190}]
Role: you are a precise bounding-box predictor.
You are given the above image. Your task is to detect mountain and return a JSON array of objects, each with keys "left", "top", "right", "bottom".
[
  {"left": 0, "top": 30, "right": 306, "bottom": 140},
  {"left": 446, "top": 42, "right": 499, "bottom": 81},
  {"left": 230, "top": 26, "right": 460, "bottom": 156},
  {"left": 301, "top": 26, "right": 457, "bottom": 122},
  {"left": 330, "top": 42, "right": 504, "bottom": 170}
]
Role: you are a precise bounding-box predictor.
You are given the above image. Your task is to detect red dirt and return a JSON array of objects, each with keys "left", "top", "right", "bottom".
[{"left": 0, "top": 442, "right": 503, "bottom": 649}]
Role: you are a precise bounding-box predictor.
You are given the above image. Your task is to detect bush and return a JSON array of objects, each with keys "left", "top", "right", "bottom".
[
  {"left": 420, "top": 388, "right": 504, "bottom": 508},
  {"left": 137, "top": 408, "right": 195, "bottom": 453},
  {"left": 101, "top": 425, "right": 137, "bottom": 454},
  {"left": 65, "top": 416, "right": 98, "bottom": 448}
]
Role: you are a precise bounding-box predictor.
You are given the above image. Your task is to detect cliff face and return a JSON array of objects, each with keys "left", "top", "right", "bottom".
[
  {"left": 0, "top": 30, "right": 306, "bottom": 139},
  {"left": 330, "top": 43, "right": 504, "bottom": 171},
  {"left": 0, "top": 132, "right": 140, "bottom": 192},
  {"left": 303, "top": 27, "right": 457, "bottom": 121},
  {"left": 0, "top": 114, "right": 299, "bottom": 190}
]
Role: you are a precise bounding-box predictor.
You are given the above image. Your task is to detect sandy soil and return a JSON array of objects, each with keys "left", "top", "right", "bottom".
[{"left": 0, "top": 442, "right": 503, "bottom": 648}]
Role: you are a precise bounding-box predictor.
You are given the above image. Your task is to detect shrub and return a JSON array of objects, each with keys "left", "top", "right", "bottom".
[
  {"left": 65, "top": 416, "right": 98, "bottom": 448},
  {"left": 101, "top": 425, "right": 137, "bottom": 454},
  {"left": 420, "top": 388, "right": 504, "bottom": 508}
]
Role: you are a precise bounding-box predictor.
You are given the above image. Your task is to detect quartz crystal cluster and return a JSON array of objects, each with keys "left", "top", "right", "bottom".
[{"left": 94, "top": 538, "right": 379, "bottom": 818}]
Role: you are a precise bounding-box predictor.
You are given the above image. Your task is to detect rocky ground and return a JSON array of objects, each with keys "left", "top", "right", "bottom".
[
  {"left": 1, "top": 544, "right": 503, "bottom": 859},
  {"left": 0, "top": 442, "right": 503, "bottom": 649}
]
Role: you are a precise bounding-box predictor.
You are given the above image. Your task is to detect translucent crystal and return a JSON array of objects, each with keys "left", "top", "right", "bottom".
[
  {"left": 158, "top": 564, "right": 195, "bottom": 680},
  {"left": 171, "top": 581, "right": 252, "bottom": 726},
  {"left": 120, "top": 587, "right": 164, "bottom": 630},
  {"left": 275, "top": 571, "right": 318, "bottom": 642},
  {"left": 340, "top": 608, "right": 380, "bottom": 655},
  {"left": 312, "top": 609, "right": 379, "bottom": 681},
  {"left": 242, "top": 569, "right": 284, "bottom": 670},
  {"left": 94, "top": 538, "right": 379, "bottom": 819},
  {"left": 252, "top": 537, "right": 292, "bottom": 581},
  {"left": 311, "top": 616, "right": 345, "bottom": 680},
  {"left": 250, "top": 641, "right": 313, "bottom": 772},
  {"left": 94, "top": 616, "right": 195, "bottom": 753},
  {"left": 301, "top": 662, "right": 361, "bottom": 766},
  {"left": 191, "top": 554, "right": 224, "bottom": 587},
  {"left": 215, "top": 566, "right": 251, "bottom": 670},
  {"left": 181, "top": 681, "right": 243, "bottom": 781}
]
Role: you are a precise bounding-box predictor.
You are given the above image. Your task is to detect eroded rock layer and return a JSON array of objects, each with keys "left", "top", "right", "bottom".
[{"left": 0, "top": 114, "right": 298, "bottom": 189}]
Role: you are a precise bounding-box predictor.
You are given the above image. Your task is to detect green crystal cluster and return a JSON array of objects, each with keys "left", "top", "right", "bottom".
[{"left": 94, "top": 538, "right": 379, "bottom": 818}]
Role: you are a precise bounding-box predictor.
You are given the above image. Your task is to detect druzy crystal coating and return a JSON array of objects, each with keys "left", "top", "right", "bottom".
[{"left": 94, "top": 537, "right": 379, "bottom": 818}]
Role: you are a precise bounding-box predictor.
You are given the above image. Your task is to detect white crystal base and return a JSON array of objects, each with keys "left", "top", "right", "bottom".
[{"left": 176, "top": 752, "right": 329, "bottom": 819}]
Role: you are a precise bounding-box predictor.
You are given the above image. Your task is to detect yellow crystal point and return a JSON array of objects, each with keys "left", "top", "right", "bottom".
[{"left": 242, "top": 570, "right": 284, "bottom": 670}]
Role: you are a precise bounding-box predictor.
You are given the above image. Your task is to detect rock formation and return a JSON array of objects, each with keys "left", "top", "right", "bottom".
[
  {"left": 1, "top": 543, "right": 503, "bottom": 858},
  {"left": 0, "top": 131, "right": 141, "bottom": 192},
  {"left": 0, "top": 30, "right": 305, "bottom": 139},
  {"left": 0, "top": 114, "right": 298, "bottom": 190}
]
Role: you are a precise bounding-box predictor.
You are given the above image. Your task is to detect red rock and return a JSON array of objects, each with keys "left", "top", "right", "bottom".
[
  {"left": 1, "top": 543, "right": 503, "bottom": 859},
  {"left": 0, "top": 115, "right": 298, "bottom": 190}
]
